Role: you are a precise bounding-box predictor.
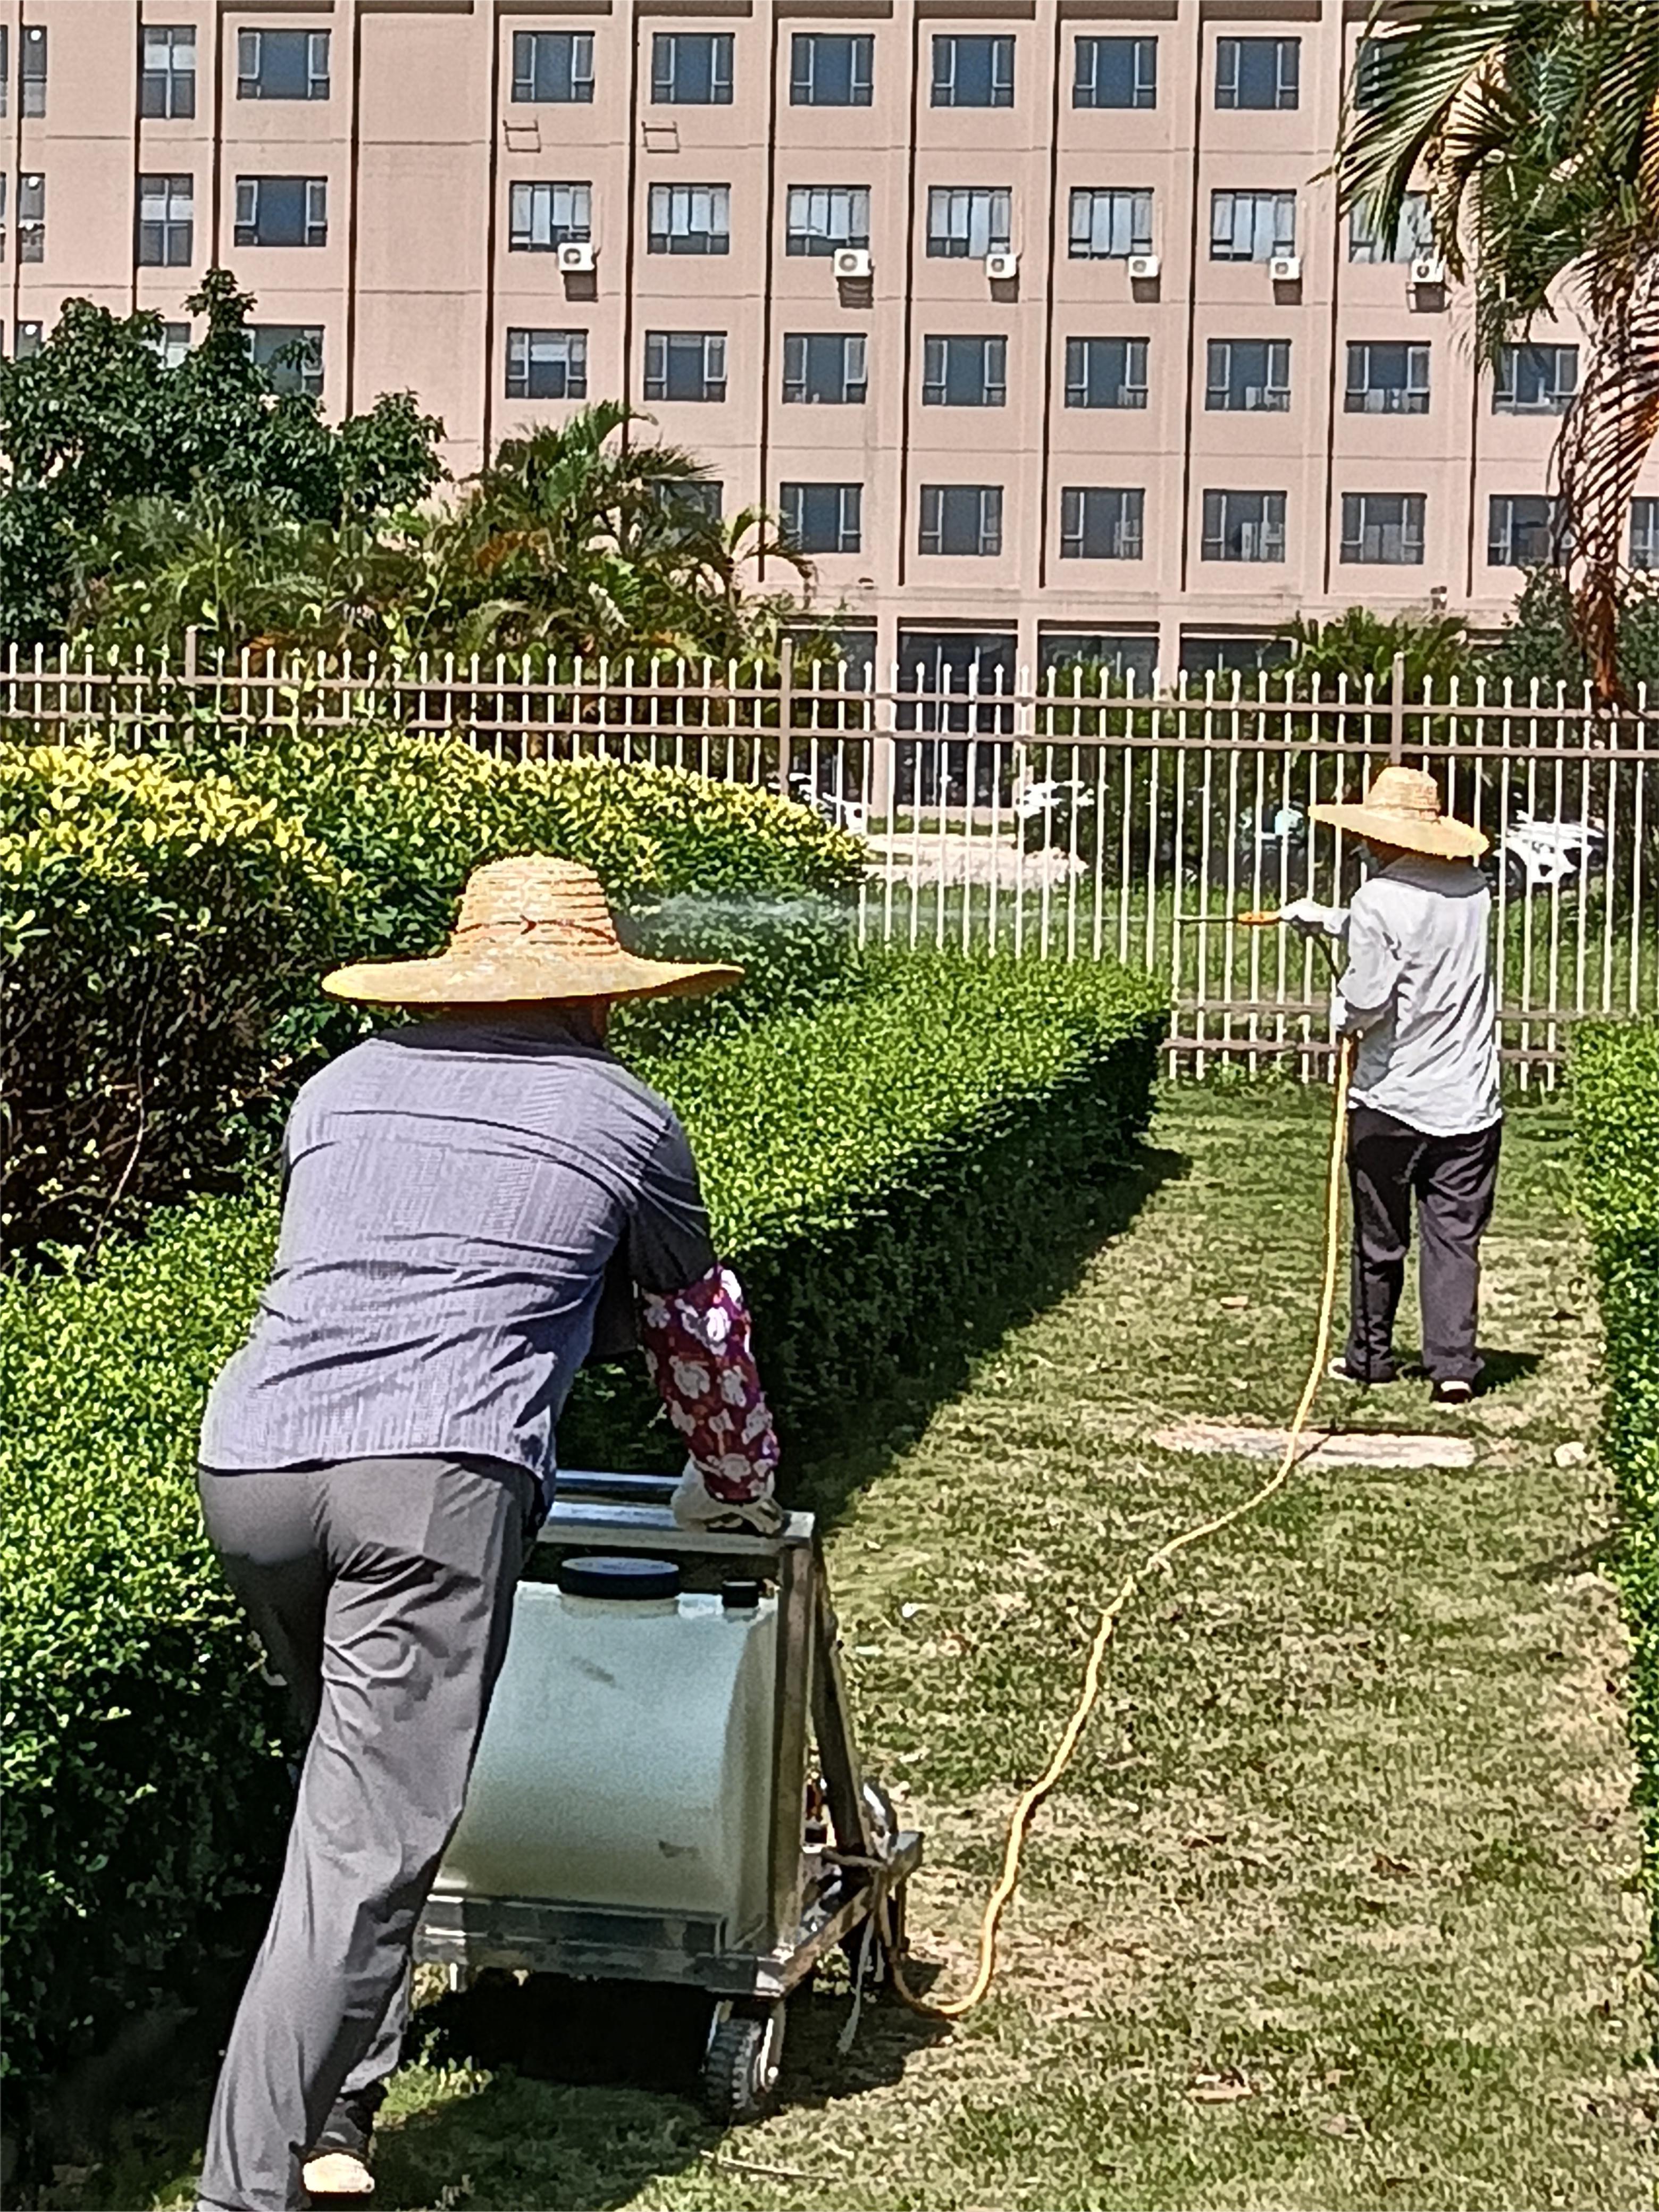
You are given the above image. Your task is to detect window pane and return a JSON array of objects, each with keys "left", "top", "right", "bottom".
[
  {"left": 1059, "top": 487, "right": 1144, "bottom": 560},
  {"left": 512, "top": 31, "right": 594, "bottom": 104},
  {"left": 928, "top": 188, "right": 1012, "bottom": 259},
  {"left": 1216, "top": 37, "right": 1298, "bottom": 110},
  {"left": 1494, "top": 343, "right": 1579, "bottom": 414},
  {"left": 791, "top": 34, "right": 872, "bottom": 106},
  {"left": 653, "top": 33, "right": 733, "bottom": 104},
  {"left": 1348, "top": 192, "right": 1432, "bottom": 263},
  {"left": 139, "top": 26, "right": 195, "bottom": 119},
  {"left": 505, "top": 326, "right": 588, "bottom": 400},
  {"left": 1631, "top": 499, "right": 1659, "bottom": 572},
  {"left": 239, "top": 28, "right": 328, "bottom": 99},
  {"left": 1345, "top": 341, "right": 1430, "bottom": 414},
  {"left": 1201, "top": 490, "right": 1286, "bottom": 562},
  {"left": 648, "top": 184, "right": 730, "bottom": 255},
  {"left": 785, "top": 186, "right": 870, "bottom": 255},
  {"left": 782, "top": 332, "right": 866, "bottom": 405},
  {"left": 21, "top": 24, "right": 45, "bottom": 116},
  {"left": 1210, "top": 190, "right": 1295, "bottom": 261},
  {"left": 932, "top": 35, "right": 1013, "bottom": 107},
  {"left": 1068, "top": 189, "right": 1153, "bottom": 260},
  {"left": 1074, "top": 37, "right": 1156, "bottom": 110},
  {"left": 1340, "top": 493, "right": 1426, "bottom": 564},
  {"left": 781, "top": 481, "right": 861, "bottom": 554},
  {"left": 1065, "top": 337, "right": 1149, "bottom": 409},
  {"left": 249, "top": 324, "right": 323, "bottom": 396},
  {"left": 1206, "top": 339, "right": 1291, "bottom": 412}
]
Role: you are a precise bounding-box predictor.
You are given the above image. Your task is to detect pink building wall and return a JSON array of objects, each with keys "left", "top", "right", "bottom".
[{"left": 6, "top": 0, "right": 1638, "bottom": 676}]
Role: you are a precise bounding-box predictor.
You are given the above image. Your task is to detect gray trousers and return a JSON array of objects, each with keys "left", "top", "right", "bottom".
[
  {"left": 1344, "top": 1104, "right": 1503, "bottom": 1385},
  {"left": 195, "top": 1453, "right": 540, "bottom": 2212}
]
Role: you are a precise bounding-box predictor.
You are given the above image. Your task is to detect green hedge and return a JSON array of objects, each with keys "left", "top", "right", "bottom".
[
  {"left": 1572, "top": 1018, "right": 1659, "bottom": 1930},
  {"left": 1, "top": 745, "right": 344, "bottom": 1253},
  {"left": 3, "top": 733, "right": 866, "bottom": 1251},
  {"left": 1, "top": 950, "right": 1165, "bottom": 2103}
]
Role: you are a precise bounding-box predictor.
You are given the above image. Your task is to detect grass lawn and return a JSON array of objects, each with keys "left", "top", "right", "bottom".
[{"left": 50, "top": 1087, "right": 1654, "bottom": 2211}]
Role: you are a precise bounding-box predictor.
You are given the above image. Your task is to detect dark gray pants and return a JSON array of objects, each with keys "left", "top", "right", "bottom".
[
  {"left": 1344, "top": 1105, "right": 1502, "bottom": 1385},
  {"left": 194, "top": 1453, "right": 539, "bottom": 2212}
]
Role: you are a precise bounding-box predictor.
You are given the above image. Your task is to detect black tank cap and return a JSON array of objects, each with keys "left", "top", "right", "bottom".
[
  {"left": 557, "top": 1555, "right": 682, "bottom": 1601},
  {"left": 721, "top": 1579, "right": 763, "bottom": 1611}
]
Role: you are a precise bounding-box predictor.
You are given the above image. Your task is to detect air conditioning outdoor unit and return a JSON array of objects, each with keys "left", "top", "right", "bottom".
[
  {"left": 985, "top": 249, "right": 1019, "bottom": 280},
  {"left": 1268, "top": 254, "right": 1302, "bottom": 283},
  {"left": 832, "top": 246, "right": 874, "bottom": 280},
  {"left": 557, "top": 240, "right": 597, "bottom": 273},
  {"left": 1127, "top": 253, "right": 1161, "bottom": 281},
  {"left": 1410, "top": 255, "right": 1447, "bottom": 287}
]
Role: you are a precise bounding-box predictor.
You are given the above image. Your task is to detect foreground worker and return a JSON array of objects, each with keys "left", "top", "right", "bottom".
[
  {"left": 192, "top": 857, "right": 784, "bottom": 2212},
  {"left": 1281, "top": 766, "right": 1499, "bottom": 1407}
]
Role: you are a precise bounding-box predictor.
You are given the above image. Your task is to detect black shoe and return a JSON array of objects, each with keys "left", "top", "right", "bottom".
[
  {"left": 1328, "top": 1357, "right": 1395, "bottom": 1386},
  {"left": 1429, "top": 1378, "right": 1473, "bottom": 1409}
]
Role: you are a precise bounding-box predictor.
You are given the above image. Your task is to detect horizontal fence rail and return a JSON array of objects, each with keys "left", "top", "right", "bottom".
[{"left": 6, "top": 640, "right": 1654, "bottom": 1084}]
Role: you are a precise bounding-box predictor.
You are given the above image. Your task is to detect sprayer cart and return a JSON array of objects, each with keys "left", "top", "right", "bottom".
[{"left": 414, "top": 1470, "right": 921, "bottom": 2122}]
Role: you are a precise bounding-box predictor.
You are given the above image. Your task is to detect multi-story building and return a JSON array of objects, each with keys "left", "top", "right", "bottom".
[{"left": 6, "top": 1, "right": 1653, "bottom": 681}]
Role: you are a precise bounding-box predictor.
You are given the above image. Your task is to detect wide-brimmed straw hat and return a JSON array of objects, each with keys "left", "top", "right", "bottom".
[
  {"left": 1308, "top": 765, "right": 1487, "bottom": 860},
  {"left": 321, "top": 856, "right": 742, "bottom": 1007}
]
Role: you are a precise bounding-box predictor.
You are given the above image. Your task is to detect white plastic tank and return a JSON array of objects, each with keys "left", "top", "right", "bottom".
[{"left": 435, "top": 1555, "right": 780, "bottom": 1946}]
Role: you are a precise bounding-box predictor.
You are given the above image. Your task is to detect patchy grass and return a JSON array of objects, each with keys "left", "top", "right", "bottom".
[{"left": 42, "top": 1088, "right": 1654, "bottom": 2211}]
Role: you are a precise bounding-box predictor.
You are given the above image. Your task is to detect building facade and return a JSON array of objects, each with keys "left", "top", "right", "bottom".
[{"left": 6, "top": 0, "right": 1652, "bottom": 680}]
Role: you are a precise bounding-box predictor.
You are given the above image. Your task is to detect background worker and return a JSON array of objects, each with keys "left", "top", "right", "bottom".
[
  {"left": 192, "top": 857, "right": 783, "bottom": 2212},
  {"left": 1280, "top": 766, "right": 1500, "bottom": 1409}
]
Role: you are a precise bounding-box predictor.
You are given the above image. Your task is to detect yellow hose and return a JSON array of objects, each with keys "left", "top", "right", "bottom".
[{"left": 889, "top": 1035, "right": 1355, "bottom": 2019}]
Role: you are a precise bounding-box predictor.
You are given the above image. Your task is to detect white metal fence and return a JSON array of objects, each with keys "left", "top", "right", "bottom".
[{"left": 6, "top": 640, "right": 1655, "bottom": 1083}]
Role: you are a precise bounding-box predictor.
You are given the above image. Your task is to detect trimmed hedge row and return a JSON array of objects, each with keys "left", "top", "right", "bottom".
[
  {"left": 1, "top": 950, "right": 1166, "bottom": 2100},
  {"left": 1572, "top": 1018, "right": 1659, "bottom": 1929},
  {"left": 3, "top": 734, "right": 866, "bottom": 1251}
]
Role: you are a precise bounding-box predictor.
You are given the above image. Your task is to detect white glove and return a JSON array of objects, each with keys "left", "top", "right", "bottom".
[
  {"left": 1279, "top": 897, "right": 1348, "bottom": 940},
  {"left": 671, "top": 1462, "right": 786, "bottom": 1537}
]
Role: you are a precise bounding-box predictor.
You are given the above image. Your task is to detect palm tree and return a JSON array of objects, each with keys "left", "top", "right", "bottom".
[{"left": 1337, "top": 1, "right": 1659, "bottom": 701}]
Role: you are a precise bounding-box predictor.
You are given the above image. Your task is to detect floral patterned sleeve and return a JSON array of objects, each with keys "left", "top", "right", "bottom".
[{"left": 638, "top": 1266, "right": 781, "bottom": 1503}]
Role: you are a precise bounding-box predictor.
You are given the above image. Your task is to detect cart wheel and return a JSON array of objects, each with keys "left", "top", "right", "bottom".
[{"left": 701, "top": 2002, "right": 785, "bottom": 2125}]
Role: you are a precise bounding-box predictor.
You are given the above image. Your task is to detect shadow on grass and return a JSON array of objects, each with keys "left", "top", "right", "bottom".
[{"left": 796, "top": 1139, "right": 1188, "bottom": 1537}]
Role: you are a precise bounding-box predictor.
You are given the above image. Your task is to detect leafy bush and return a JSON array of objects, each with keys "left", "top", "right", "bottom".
[
  {"left": 1, "top": 745, "right": 342, "bottom": 1253},
  {"left": 3, "top": 735, "right": 865, "bottom": 1250},
  {"left": 0, "top": 949, "right": 1165, "bottom": 2104},
  {"left": 1572, "top": 1019, "right": 1659, "bottom": 1928}
]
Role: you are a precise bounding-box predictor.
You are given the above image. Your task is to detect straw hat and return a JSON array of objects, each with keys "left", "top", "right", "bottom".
[
  {"left": 1308, "top": 765, "right": 1487, "bottom": 860},
  {"left": 321, "top": 856, "right": 742, "bottom": 1007}
]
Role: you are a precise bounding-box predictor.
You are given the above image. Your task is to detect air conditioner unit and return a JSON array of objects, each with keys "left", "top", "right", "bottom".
[
  {"left": 1410, "top": 254, "right": 1447, "bottom": 287},
  {"left": 1127, "top": 253, "right": 1161, "bottom": 281},
  {"left": 557, "top": 240, "right": 597, "bottom": 273},
  {"left": 1268, "top": 254, "right": 1302, "bottom": 283},
  {"left": 832, "top": 246, "right": 874, "bottom": 280},
  {"left": 985, "top": 249, "right": 1019, "bottom": 281}
]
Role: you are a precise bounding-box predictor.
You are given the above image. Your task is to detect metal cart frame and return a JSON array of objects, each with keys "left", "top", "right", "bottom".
[{"left": 414, "top": 1471, "right": 921, "bottom": 2116}]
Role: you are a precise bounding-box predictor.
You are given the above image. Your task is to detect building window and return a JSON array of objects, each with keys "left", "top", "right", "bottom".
[
  {"left": 238, "top": 29, "right": 330, "bottom": 101},
  {"left": 923, "top": 335, "right": 1006, "bottom": 408},
  {"left": 511, "top": 31, "right": 594, "bottom": 104},
  {"left": 1353, "top": 36, "right": 1407, "bottom": 113},
  {"left": 781, "top": 482, "right": 862, "bottom": 555},
  {"left": 249, "top": 325, "right": 323, "bottom": 398},
  {"left": 1042, "top": 631, "right": 1159, "bottom": 688},
  {"left": 932, "top": 35, "right": 1013, "bottom": 108},
  {"left": 1065, "top": 337, "right": 1149, "bottom": 410},
  {"left": 1345, "top": 341, "right": 1430, "bottom": 414},
  {"left": 791, "top": 33, "right": 872, "bottom": 107},
  {"left": 652, "top": 33, "right": 733, "bottom": 105},
  {"left": 1494, "top": 343, "right": 1580, "bottom": 415},
  {"left": 1182, "top": 632, "right": 1291, "bottom": 679},
  {"left": 919, "top": 484, "right": 1003, "bottom": 556},
  {"left": 137, "top": 175, "right": 194, "bottom": 267},
  {"left": 1068, "top": 188, "right": 1153, "bottom": 261},
  {"left": 1206, "top": 339, "right": 1291, "bottom": 412},
  {"left": 657, "top": 480, "right": 722, "bottom": 523},
  {"left": 0, "top": 177, "right": 7, "bottom": 260},
  {"left": 139, "top": 27, "right": 196, "bottom": 119},
  {"left": 643, "top": 330, "right": 726, "bottom": 402},
  {"left": 1215, "top": 37, "right": 1299, "bottom": 111},
  {"left": 1201, "top": 490, "right": 1286, "bottom": 563},
  {"left": 648, "top": 185, "right": 730, "bottom": 256},
  {"left": 1348, "top": 192, "right": 1432, "bottom": 263},
  {"left": 148, "top": 321, "right": 191, "bottom": 369},
  {"left": 0, "top": 31, "right": 6, "bottom": 121},
  {"left": 1060, "top": 487, "right": 1144, "bottom": 561},
  {"left": 781, "top": 332, "right": 867, "bottom": 405},
  {"left": 21, "top": 24, "right": 45, "bottom": 118},
  {"left": 1074, "top": 37, "right": 1156, "bottom": 110},
  {"left": 18, "top": 173, "right": 44, "bottom": 264},
  {"left": 505, "top": 327, "right": 588, "bottom": 400},
  {"left": 14, "top": 320, "right": 45, "bottom": 360},
  {"left": 234, "top": 177, "right": 328, "bottom": 249},
  {"left": 1631, "top": 499, "right": 1659, "bottom": 572},
  {"left": 509, "top": 182, "right": 591, "bottom": 252},
  {"left": 1488, "top": 494, "right": 1562, "bottom": 567},
  {"left": 1210, "top": 191, "right": 1296, "bottom": 262},
  {"left": 785, "top": 186, "right": 870, "bottom": 256},
  {"left": 927, "top": 187, "right": 1012, "bottom": 260},
  {"left": 1340, "top": 492, "right": 1426, "bottom": 565}
]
